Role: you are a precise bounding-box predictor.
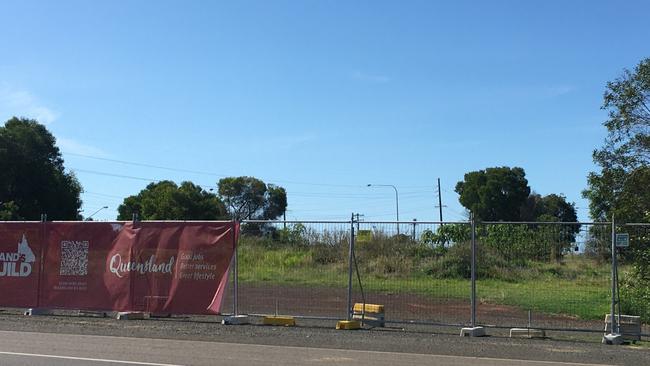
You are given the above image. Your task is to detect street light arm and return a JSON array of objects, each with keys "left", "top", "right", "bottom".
[
  {"left": 86, "top": 206, "right": 109, "bottom": 220},
  {"left": 367, "top": 183, "right": 400, "bottom": 234}
]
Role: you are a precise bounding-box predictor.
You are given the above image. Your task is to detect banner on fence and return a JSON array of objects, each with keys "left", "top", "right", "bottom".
[
  {"left": 0, "top": 221, "right": 237, "bottom": 314},
  {"left": 0, "top": 223, "right": 44, "bottom": 308}
]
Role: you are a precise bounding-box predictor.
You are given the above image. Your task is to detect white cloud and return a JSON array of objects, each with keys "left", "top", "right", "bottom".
[
  {"left": 351, "top": 71, "right": 391, "bottom": 84},
  {"left": 0, "top": 83, "right": 59, "bottom": 124},
  {"left": 57, "top": 137, "right": 111, "bottom": 158}
]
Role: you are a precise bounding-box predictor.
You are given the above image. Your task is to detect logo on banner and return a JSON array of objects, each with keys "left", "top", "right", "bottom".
[
  {"left": 0, "top": 234, "right": 36, "bottom": 277},
  {"left": 108, "top": 254, "right": 175, "bottom": 278}
]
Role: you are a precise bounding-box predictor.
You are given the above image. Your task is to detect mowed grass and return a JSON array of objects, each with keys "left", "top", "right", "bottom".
[{"left": 237, "top": 244, "right": 612, "bottom": 321}]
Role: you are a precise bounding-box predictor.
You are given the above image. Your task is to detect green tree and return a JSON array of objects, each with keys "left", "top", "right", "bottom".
[
  {"left": 0, "top": 117, "right": 82, "bottom": 220},
  {"left": 455, "top": 166, "right": 531, "bottom": 221},
  {"left": 582, "top": 58, "right": 650, "bottom": 320},
  {"left": 218, "top": 176, "right": 287, "bottom": 220},
  {"left": 583, "top": 58, "right": 650, "bottom": 222},
  {"left": 117, "top": 180, "right": 226, "bottom": 220},
  {"left": 520, "top": 193, "right": 578, "bottom": 222}
]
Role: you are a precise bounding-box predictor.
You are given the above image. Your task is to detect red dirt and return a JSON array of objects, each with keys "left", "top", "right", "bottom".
[{"left": 223, "top": 284, "right": 614, "bottom": 331}]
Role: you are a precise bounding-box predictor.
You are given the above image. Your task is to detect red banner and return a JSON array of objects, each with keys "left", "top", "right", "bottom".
[
  {"left": 1, "top": 221, "right": 237, "bottom": 314},
  {"left": 0, "top": 223, "right": 43, "bottom": 308}
]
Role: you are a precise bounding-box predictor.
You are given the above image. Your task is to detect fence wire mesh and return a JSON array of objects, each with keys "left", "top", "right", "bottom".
[
  {"left": 618, "top": 223, "right": 650, "bottom": 335},
  {"left": 353, "top": 221, "right": 470, "bottom": 326},
  {"left": 474, "top": 222, "right": 612, "bottom": 331},
  {"left": 232, "top": 219, "right": 649, "bottom": 335},
  {"left": 232, "top": 221, "right": 350, "bottom": 319}
]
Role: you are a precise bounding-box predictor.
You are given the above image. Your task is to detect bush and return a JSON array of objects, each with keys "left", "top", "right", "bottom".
[
  {"left": 312, "top": 243, "right": 346, "bottom": 265},
  {"left": 621, "top": 269, "right": 650, "bottom": 322}
]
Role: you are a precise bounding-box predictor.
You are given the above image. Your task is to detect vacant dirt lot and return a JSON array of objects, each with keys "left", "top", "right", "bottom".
[{"left": 227, "top": 284, "right": 640, "bottom": 332}]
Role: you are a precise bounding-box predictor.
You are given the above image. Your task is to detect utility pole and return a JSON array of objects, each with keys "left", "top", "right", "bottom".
[
  {"left": 437, "top": 178, "right": 444, "bottom": 223},
  {"left": 412, "top": 218, "right": 417, "bottom": 241},
  {"left": 353, "top": 213, "right": 364, "bottom": 231}
]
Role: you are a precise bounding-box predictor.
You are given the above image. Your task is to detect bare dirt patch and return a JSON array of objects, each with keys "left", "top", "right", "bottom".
[{"left": 224, "top": 284, "right": 622, "bottom": 332}]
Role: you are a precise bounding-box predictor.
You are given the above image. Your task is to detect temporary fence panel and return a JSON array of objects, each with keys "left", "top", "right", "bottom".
[
  {"left": 0, "top": 222, "right": 44, "bottom": 308},
  {"left": 618, "top": 223, "right": 650, "bottom": 335},
  {"left": 235, "top": 221, "right": 350, "bottom": 319},
  {"left": 352, "top": 221, "right": 471, "bottom": 326},
  {"left": 474, "top": 222, "right": 612, "bottom": 332},
  {"left": 0, "top": 221, "right": 237, "bottom": 315}
]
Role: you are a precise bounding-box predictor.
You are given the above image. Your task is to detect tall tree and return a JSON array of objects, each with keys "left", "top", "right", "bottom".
[
  {"left": 583, "top": 58, "right": 650, "bottom": 222},
  {"left": 117, "top": 181, "right": 226, "bottom": 220},
  {"left": 582, "top": 58, "right": 650, "bottom": 319},
  {"left": 217, "top": 176, "right": 287, "bottom": 220},
  {"left": 455, "top": 167, "right": 531, "bottom": 221},
  {"left": 0, "top": 117, "right": 82, "bottom": 220},
  {"left": 520, "top": 193, "right": 578, "bottom": 223}
]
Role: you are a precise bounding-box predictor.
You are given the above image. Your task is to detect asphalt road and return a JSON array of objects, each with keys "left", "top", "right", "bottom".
[
  {"left": 0, "top": 310, "right": 648, "bottom": 365},
  {"left": 0, "top": 330, "right": 620, "bottom": 366}
]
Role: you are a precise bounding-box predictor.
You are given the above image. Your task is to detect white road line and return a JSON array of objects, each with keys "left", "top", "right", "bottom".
[
  {"left": 0, "top": 351, "right": 185, "bottom": 366},
  {"left": 0, "top": 330, "right": 614, "bottom": 366}
]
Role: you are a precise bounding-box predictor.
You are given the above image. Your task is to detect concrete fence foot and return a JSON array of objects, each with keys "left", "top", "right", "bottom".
[{"left": 460, "top": 326, "right": 486, "bottom": 337}]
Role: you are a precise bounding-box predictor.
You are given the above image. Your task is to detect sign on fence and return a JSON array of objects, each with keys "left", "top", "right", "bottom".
[
  {"left": 0, "top": 222, "right": 237, "bottom": 314},
  {"left": 615, "top": 233, "right": 629, "bottom": 248}
]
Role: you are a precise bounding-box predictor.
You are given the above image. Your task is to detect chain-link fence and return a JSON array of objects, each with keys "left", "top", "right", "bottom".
[{"left": 230, "top": 219, "right": 649, "bottom": 336}]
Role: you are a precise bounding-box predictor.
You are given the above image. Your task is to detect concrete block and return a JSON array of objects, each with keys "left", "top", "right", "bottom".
[
  {"left": 602, "top": 333, "right": 625, "bottom": 345},
  {"left": 460, "top": 326, "right": 486, "bottom": 337},
  {"left": 352, "top": 303, "right": 385, "bottom": 327},
  {"left": 263, "top": 316, "right": 296, "bottom": 327},
  {"left": 336, "top": 320, "right": 361, "bottom": 330},
  {"left": 116, "top": 312, "right": 147, "bottom": 320},
  {"left": 24, "top": 308, "right": 54, "bottom": 316},
  {"left": 604, "top": 314, "right": 641, "bottom": 342},
  {"left": 75, "top": 310, "right": 108, "bottom": 318},
  {"left": 222, "top": 315, "right": 250, "bottom": 325},
  {"left": 509, "top": 328, "right": 546, "bottom": 338}
]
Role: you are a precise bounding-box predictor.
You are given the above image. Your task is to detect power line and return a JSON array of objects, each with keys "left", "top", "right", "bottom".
[{"left": 64, "top": 151, "right": 367, "bottom": 188}]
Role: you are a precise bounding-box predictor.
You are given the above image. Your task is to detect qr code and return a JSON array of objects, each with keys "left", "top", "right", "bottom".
[{"left": 60, "top": 240, "right": 89, "bottom": 276}]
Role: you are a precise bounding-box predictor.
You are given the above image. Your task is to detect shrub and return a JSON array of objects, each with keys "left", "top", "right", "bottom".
[{"left": 620, "top": 267, "right": 650, "bottom": 322}]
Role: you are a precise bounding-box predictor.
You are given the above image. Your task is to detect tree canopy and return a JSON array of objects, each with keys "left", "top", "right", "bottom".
[
  {"left": 217, "top": 176, "right": 287, "bottom": 220},
  {"left": 583, "top": 58, "right": 650, "bottom": 223},
  {"left": 0, "top": 117, "right": 82, "bottom": 220},
  {"left": 117, "top": 180, "right": 226, "bottom": 220},
  {"left": 455, "top": 167, "right": 531, "bottom": 221},
  {"left": 520, "top": 193, "right": 578, "bottom": 223},
  {"left": 582, "top": 58, "right": 650, "bottom": 319},
  {"left": 456, "top": 167, "right": 577, "bottom": 223}
]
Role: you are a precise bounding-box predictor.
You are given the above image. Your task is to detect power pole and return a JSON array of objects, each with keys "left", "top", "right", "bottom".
[
  {"left": 353, "top": 213, "right": 364, "bottom": 231},
  {"left": 437, "top": 178, "right": 443, "bottom": 223},
  {"left": 412, "top": 218, "right": 417, "bottom": 241}
]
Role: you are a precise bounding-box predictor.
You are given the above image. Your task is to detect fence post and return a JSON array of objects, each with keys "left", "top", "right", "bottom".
[
  {"left": 460, "top": 213, "right": 484, "bottom": 336},
  {"left": 346, "top": 213, "right": 355, "bottom": 321},
  {"left": 470, "top": 213, "right": 477, "bottom": 328},
  {"left": 221, "top": 220, "right": 249, "bottom": 325},
  {"left": 610, "top": 216, "right": 618, "bottom": 334},
  {"left": 36, "top": 213, "right": 47, "bottom": 309},
  {"left": 602, "top": 215, "right": 624, "bottom": 344},
  {"left": 233, "top": 220, "right": 239, "bottom": 317}
]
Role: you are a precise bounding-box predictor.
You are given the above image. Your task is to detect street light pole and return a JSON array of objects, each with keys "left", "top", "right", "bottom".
[
  {"left": 367, "top": 184, "right": 400, "bottom": 235},
  {"left": 86, "top": 206, "right": 108, "bottom": 221}
]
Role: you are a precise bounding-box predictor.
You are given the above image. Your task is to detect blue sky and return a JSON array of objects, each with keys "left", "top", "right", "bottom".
[{"left": 1, "top": 0, "right": 649, "bottom": 222}]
